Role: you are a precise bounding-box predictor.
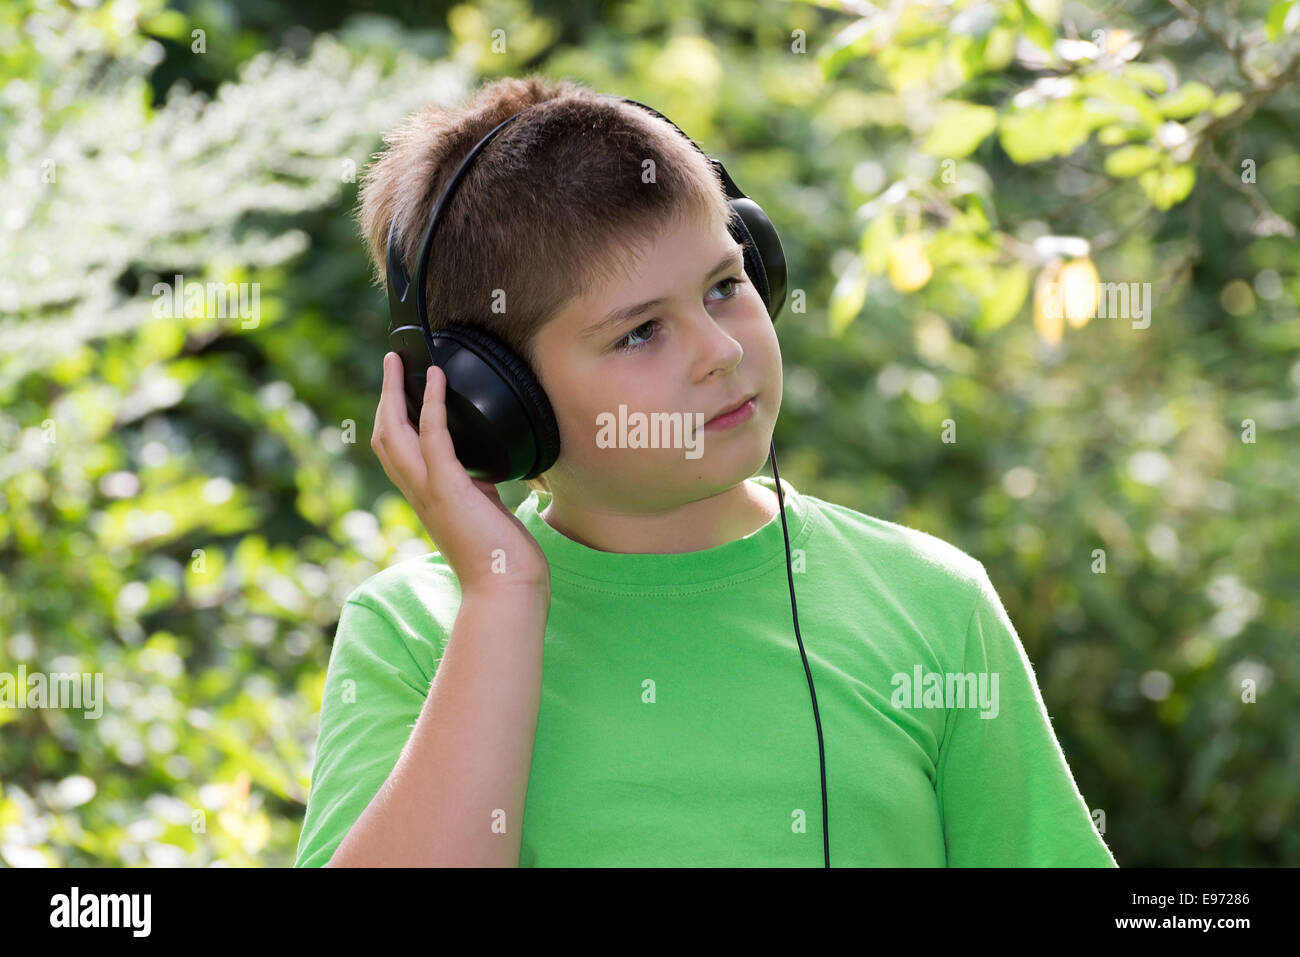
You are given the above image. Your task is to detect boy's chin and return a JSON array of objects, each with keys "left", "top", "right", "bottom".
[{"left": 643, "top": 451, "right": 772, "bottom": 490}]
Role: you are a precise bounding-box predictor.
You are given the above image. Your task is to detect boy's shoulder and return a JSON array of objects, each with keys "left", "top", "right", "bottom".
[
  {"left": 803, "top": 491, "right": 988, "bottom": 597},
  {"left": 342, "top": 549, "right": 461, "bottom": 618}
]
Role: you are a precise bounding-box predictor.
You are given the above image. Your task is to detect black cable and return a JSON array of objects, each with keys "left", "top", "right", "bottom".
[{"left": 769, "top": 439, "right": 829, "bottom": 867}]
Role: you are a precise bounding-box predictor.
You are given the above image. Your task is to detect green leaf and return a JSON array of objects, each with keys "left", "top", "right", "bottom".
[
  {"left": 1098, "top": 124, "right": 1143, "bottom": 145},
  {"left": 1123, "top": 63, "right": 1170, "bottom": 95},
  {"left": 1211, "top": 91, "right": 1245, "bottom": 118},
  {"left": 999, "top": 108, "right": 1052, "bottom": 163},
  {"left": 816, "top": 16, "right": 885, "bottom": 80},
  {"left": 861, "top": 212, "right": 898, "bottom": 275},
  {"left": 999, "top": 100, "right": 1098, "bottom": 164},
  {"left": 1021, "top": 9, "right": 1057, "bottom": 53},
  {"left": 922, "top": 101, "right": 1000, "bottom": 157},
  {"left": 955, "top": 195, "right": 991, "bottom": 234},
  {"left": 829, "top": 256, "right": 868, "bottom": 336},
  {"left": 976, "top": 265, "right": 1031, "bottom": 333},
  {"left": 141, "top": 10, "right": 190, "bottom": 40},
  {"left": 1156, "top": 82, "right": 1215, "bottom": 119},
  {"left": 1025, "top": 0, "right": 1063, "bottom": 24},
  {"left": 1268, "top": 0, "right": 1296, "bottom": 43},
  {"left": 1105, "top": 145, "right": 1162, "bottom": 178},
  {"left": 925, "top": 231, "right": 998, "bottom": 268},
  {"left": 877, "top": 37, "right": 946, "bottom": 91},
  {"left": 1138, "top": 164, "right": 1197, "bottom": 210},
  {"left": 1079, "top": 73, "right": 1164, "bottom": 131},
  {"left": 983, "top": 26, "right": 1016, "bottom": 72},
  {"left": 822, "top": 89, "right": 905, "bottom": 129}
]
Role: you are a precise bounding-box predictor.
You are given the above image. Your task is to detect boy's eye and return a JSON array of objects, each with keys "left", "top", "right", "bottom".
[
  {"left": 610, "top": 275, "right": 746, "bottom": 354},
  {"left": 706, "top": 276, "right": 742, "bottom": 302},
  {"left": 612, "top": 319, "right": 659, "bottom": 353}
]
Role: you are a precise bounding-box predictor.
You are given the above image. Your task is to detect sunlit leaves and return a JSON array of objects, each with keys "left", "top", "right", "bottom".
[
  {"left": 818, "top": 15, "right": 888, "bottom": 79},
  {"left": 829, "top": 255, "right": 868, "bottom": 336},
  {"left": 1105, "top": 144, "right": 1162, "bottom": 177},
  {"left": 877, "top": 36, "right": 950, "bottom": 92},
  {"left": 888, "top": 233, "right": 933, "bottom": 292},
  {"left": 94, "top": 476, "right": 258, "bottom": 548},
  {"left": 1079, "top": 71, "right": 1165, "bottom": 130},
  {"left": 1210, "top": 90, "right": 1245, "bottom": 117},
  {"left": 1138, "top": 163, "right": 1197, "bottom": 210},
  {"left": 1156, "top": 81, "right": 1216, "bottom": 119},
  {"left": 446, "top": 3, "right": 558, "bottom": 74},
  {"left": 998, "top": 98, "right": 1106, "bottom": 163},
  {"left": 1122, "top": 63, "right": 1171, "bottom": 95},
  {"left": 976, "top": 264, "right": 1031, "bottom": 334},
  {"left": 820, "top": 88, "right": 906, "bottom": 128},
  {"left": 1267, "top": 0, "right": 1299, "bottom": 43},
  {"left": 921, "top": 101, "right": 999, "bottom": 157},
  {"left": 860, "top": 211, "right": 898, "bottom": 275}
]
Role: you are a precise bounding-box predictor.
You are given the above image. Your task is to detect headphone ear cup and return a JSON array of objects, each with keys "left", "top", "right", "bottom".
[
  {"left": 726, "top": 207, "right": 770, "bottom": 315},
  {"left": 430, "top": 323, "right": 560, "bottom": 483},
  {"left": 727, "top": 199, "right": 787, "bottom": 322}
]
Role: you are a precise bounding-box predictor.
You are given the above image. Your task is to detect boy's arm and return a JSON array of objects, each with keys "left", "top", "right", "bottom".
[
  {"left": 294, "top": 586, "right": 547, "bottom": 868},
  {"left": 935, "top": 564, "right": 1117, "bottom": 867},
  {"left": 294, "top": 597, "right": 433, "bottom": 868}
]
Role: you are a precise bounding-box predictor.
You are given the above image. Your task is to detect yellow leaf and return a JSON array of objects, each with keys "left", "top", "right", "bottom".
[
  {"left": 888, "top": 234, "right": 932, "bottom": 292},
  {"left": 1060, "top": 257, "right": 1100, "bottom": 327},
  {"left": 1033, "top": 260, "right": 1065, "bottom": 345}
]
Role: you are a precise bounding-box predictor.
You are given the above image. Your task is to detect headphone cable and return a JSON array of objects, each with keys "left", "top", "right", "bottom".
[{"left": 769, "top": 440, "right": 829, "bottom": 867}]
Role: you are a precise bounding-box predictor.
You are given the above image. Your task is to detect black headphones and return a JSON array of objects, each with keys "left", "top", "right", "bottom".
[{"left": 382, "top": 94, "right": 829, "bottom": 866}]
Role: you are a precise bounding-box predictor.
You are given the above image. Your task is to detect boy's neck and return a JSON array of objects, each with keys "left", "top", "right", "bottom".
[{"left": 538, "top": 479, "right": 781, "bottom": 555}]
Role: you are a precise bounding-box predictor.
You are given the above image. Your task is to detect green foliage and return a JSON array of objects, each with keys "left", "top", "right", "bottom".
[{"left": 2, "top": 0, "right": 1297, "bottom": 866}]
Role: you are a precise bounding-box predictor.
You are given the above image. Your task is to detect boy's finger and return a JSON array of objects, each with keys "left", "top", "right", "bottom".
[
  {"left": 418, "top": 364, "right": 461, "bottom": 489},
  {"left": 374, "top": 352, "right": 424, "bottom": 482},
  {"left": 373, "top": 351, "right": 395, "bottom": 437}
]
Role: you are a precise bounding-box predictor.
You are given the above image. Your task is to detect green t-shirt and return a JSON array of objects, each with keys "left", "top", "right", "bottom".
[{"left": 294, "top": 475, "right": 1117, "bottom": 867}]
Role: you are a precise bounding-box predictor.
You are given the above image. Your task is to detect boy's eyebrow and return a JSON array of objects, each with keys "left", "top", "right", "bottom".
[{"left": 580, "top": 242, "right": 746, "bottom": 341}]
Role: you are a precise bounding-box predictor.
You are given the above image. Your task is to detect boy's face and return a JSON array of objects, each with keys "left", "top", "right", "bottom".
[{"left": 531, "top": 213, "right": 782, "bottom": 512}]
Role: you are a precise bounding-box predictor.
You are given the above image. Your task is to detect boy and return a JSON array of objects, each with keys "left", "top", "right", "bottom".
[{"left": 294, "top": 74, "right": 1117, "bottom": 867}]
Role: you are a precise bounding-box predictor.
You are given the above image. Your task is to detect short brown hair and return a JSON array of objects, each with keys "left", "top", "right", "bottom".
[{"left": 356, "top": 73, "right": 733, "bottom": 495}]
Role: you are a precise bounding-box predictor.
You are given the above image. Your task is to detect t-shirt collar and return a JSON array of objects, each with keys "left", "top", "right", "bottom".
[{"left": 515, "top": 476, "right": 811, "bottom": 591}]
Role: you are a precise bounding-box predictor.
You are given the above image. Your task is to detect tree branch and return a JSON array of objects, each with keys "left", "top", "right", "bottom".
[{"left": 1203, "top": 146, "right": 1298, "bottom": 237}]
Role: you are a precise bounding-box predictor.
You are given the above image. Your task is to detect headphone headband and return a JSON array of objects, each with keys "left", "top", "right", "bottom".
[{"left": 385, "top": 107, "right": 534, "bottom": 342}]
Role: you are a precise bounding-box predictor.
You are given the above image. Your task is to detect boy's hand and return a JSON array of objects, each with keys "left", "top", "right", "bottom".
[{"left": 370, "top": 352, "right": 550, "bottom": 594}]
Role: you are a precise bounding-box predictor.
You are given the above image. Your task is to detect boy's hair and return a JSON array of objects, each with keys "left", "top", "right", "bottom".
[{"left": 356, "top": 73, "right": 734, "bottom": 495}]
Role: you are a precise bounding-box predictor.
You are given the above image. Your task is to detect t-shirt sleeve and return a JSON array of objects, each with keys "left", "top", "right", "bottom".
[
  {"left": 294, "top": 597, "right": 436, "bottom": 867},
  {"left": 935, "top": 563, "right": 1117, "bottom": 867}
]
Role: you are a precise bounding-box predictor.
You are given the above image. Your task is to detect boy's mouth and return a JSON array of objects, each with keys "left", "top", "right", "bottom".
[{"left": 704, "top": 393, "right": 758, "bottom": 430}]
